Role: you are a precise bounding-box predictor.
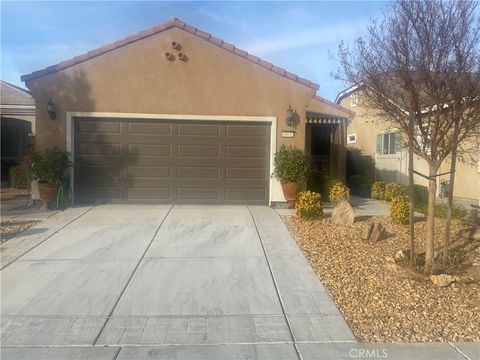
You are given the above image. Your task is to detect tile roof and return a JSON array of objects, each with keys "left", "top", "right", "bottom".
[
  {"left": 0, "top": 80, "right": 34, "bottom": 106},
  {"left": 20, "top": 18, "right": 320, "bottom": 91}
]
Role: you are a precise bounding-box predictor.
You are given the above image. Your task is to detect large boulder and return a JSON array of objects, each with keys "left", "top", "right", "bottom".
[
  {"left": 429, "top": 274, "right": 457, "bottom": 287},
  {"left": 331, "top": 199, "right": 356, "bottom": 225},
  {"left": 370, "top": 222, "right": 386, "bottom": 242}
]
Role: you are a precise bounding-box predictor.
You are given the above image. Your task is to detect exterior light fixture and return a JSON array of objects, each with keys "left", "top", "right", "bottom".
[
  {"left": 286, "top": 105, "right": 294, "bottom": 127},
  {"left": 47, "top": 98, "right": 56, "bottom": 120}
]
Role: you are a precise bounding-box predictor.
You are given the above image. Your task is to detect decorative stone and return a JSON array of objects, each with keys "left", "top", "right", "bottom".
[
  {"left": 465, "top": 209, "right": 480, "bottom": 226},
  {"left": 362, "top": 223, "right": 374, "bottom": 240},
  {"left": 331, "top": 199, "right": 356, "bottom": 225},
  {"left": 369, "top": 222, "right": 386, "bottom": 242},
  {"left": 429, "top": 274, "right": 457, "bottom": 287}
]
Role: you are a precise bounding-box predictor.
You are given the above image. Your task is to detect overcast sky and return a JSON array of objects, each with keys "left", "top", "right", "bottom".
[{"left": 1, "top": 1, "right": 387, "bottom": 100}]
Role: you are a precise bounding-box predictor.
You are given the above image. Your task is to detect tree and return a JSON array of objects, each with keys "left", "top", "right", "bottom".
[{"left": 336, "top": 0, "right": 480, "bottom": 268}]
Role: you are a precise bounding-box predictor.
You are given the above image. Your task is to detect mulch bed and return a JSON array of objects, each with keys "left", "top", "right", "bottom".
[
  {"left": 1, "top": 221, "right": 38, "bottom": 243},
  {"left": 283, "top": 215, "right": 480, "bottom": 342}
]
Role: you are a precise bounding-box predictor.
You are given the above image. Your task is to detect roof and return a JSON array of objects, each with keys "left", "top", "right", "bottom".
[
  {"left": 21, "top": 18, "right": 320, "bottom": 91},
  {"left": 309, "top": 95, "right": 355, "bottom": 117},
  {"left": 0, "top": 80, "right": 34, "bottom": 106},
  {"left": 334, "top": 83, "right": 363, "bottom": 104}
]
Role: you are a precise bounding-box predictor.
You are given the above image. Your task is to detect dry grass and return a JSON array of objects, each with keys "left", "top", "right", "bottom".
[
  {"left": 1, "top": 221, "right": 38, "bottom": 243},
  {"left": 284, "top": 215, "right": 480, "bottom": 342}
]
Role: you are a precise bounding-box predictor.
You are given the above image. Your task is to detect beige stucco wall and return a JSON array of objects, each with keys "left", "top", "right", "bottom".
[
  {"left": 340, "top": 90, "right": 479, "bottom": 203},
  {"left": 25, "top": 27, "right": 341, "bottom": 151}
]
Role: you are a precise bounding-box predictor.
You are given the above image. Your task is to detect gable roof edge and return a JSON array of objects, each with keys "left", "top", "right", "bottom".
[{"left": 20, "top": 18, "right": 320, "bottom": 91}]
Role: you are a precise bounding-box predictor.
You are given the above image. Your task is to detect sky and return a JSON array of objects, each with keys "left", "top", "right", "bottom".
[{"left": 1, "top": 1, "right": 387, "bottom": 101}]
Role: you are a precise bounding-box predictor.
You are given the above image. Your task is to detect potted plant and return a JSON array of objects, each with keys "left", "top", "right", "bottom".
[
  {"left": 272, "top": 145, "right": 311, "bottom": 208},
  {"left": 31, "top": 147, "right": 71, "bottom": 208}
]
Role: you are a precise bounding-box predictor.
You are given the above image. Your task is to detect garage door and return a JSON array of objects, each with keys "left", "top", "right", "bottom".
[{"left": 74, "top": 117, "right": 271, "bottom": 204}]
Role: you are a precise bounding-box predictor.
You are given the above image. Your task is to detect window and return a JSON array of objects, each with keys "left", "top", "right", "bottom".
[
  {"left": 350, "top": 93, "right": 358, "bottom": 107},
  {"left": 376, "top": 131, "right": 402, "bottom": 155},
  {"left": 347, "top": 134, "right": 357, "bottom": 144}
]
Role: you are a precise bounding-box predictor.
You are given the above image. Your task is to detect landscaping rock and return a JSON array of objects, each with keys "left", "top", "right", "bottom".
[
  {"left": 461, "top": 226, "right": 480, "bottom": 240},
  {"left": 429, "top": 274, "right": 457, "bottom": 287},
  {"left": 362, "top": 223, "right": 374, "bottom": 240},
  {"left": 369, "top": 222, "right": 386, "bottom": 242},
  {"left": 465, "top": 209, "right": 480, "bottom": 226},
  {"left": 395, "top": 249, "right": 410, "bottom": 262},
  {"left": 331, "top": 199, "right": 356, "bottom": 225}
]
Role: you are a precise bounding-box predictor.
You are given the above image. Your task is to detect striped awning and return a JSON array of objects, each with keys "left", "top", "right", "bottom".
[{"left": 306, "top": 111, "right": 347, "bottom": 124}]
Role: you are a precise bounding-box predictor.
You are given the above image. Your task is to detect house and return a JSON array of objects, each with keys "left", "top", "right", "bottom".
[
  {"left": 0, "top": 80, "right": 35, "bottom": 183},
  {"left": 20, "top": 18, "right": 351, "bottom": 205},
  {"left": 336, "top": 84, "right": 480, "bottom": 205}
]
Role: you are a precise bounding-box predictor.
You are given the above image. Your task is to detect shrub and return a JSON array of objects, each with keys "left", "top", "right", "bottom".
[
  {"left": 31, "top": 147, "right": 71, "bottom": 186},
  {"left": 308, "top": 174, "right": 338, "bottom": 200},
  {"left": 371, "top": 181, "right": 386, "bottom": 200},
  {"left": 296, "top": 191, "right": 323, "bottom": 219},
  {"left": 390, "top": 195, "right": 409, "bottom": 224},
  {"left": 434, "top": 204, "right": 467, "bottom": 219},
  {"left": 272, "top": 145, "right": 310, "bottom": 183},
  {"left": 9, "top": 165, "right": 29, "bottom": 189},
  {"left": 329, "top": 182, "right": 350, "bottom": 203},
  {"left": 384, "top": 182, "right": 407, "bottom": 202},
  {"left": 413, "top": 184, "right": 428, "bottom": 208},
  {"left": 347, "top": 175, "right": 372, "bottom": 198}
]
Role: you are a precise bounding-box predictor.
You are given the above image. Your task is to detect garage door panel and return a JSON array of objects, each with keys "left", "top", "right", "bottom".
[
  {"left": 177, "top": 145, "right": 220, "bottom": 158},
  {"left": 78, "top": 120, "right": 121, "bottom": 133},
  {"left": 226, "top": 167, "right": 267, "bottom": 179},
  {"left": 178, "top": 123, "right": 221, "bottom": 136},
  {"left": 127, "top": 144, "right": 171, "bottom": 156},
  {"left": 177, "top": 188, "right": 220, "bottom": 201},
  {"left": 226, "top": 146, "right": 268, "bottom": 159},
  {"left": 225, "top": 188, "right": 267, "bottom": 201},
  {"left": 226, "top": 124, "right": 268, "bottom": 137},
  {"left": 75, "top": 117, "right": 270, "bottom": 204},
  {"left": 128, "top": 166, "right": 171, "bottom": 178},
  {"left": 127, "top": 122, "right": 172, "bottom": 135},
  {"left": 177, "top": 167, "right": 220, "bottom": 179},
  {"left": 128, "top": 188, "right": 171, "bottom": 201}
]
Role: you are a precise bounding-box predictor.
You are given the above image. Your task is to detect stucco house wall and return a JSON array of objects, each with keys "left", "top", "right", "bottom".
[{"left": 338, "top": 89, "right": 479, "bottom": 204}]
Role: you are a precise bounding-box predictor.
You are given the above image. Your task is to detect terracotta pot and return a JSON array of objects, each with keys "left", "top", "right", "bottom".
[
  {"left": 281, "top": 182, "right": 300, "bottom": 209},
  {"left": 38, "top": 183, "right": 58, "bottom": 207}
]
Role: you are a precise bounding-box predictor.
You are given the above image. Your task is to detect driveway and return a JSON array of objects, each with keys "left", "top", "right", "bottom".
[{"left": 1, "top": 205, "right": 470, "bottom": 359}]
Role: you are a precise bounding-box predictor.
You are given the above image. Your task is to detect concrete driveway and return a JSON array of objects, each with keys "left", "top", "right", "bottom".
[{"left": 1, "top": 205, "right": 471, "bottom": 359}]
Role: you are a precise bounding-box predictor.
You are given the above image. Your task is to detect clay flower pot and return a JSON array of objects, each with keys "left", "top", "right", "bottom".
[
  {"left": 38, "top": 183, "right": 58, "bottom": 207},
  {"left": 281, "top": 182, "right": 300, "bottom": 209}
]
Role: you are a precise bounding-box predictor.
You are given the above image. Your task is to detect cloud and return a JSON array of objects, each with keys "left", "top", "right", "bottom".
[{"left": 238, "top": 20, "right": 369, "bottom": 56}]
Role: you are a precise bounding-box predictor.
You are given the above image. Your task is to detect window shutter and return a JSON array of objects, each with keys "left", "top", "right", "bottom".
[
  {"left": 376, "top": 134, "right": 382, "bottom": 154},
  {"left": 394, "top": 131, "right": 402, "bottom": 153}
]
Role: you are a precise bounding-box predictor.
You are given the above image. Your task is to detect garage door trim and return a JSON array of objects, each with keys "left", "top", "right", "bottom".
[{"left": 66, "top": 112, "right": 277, "bottom": 204}]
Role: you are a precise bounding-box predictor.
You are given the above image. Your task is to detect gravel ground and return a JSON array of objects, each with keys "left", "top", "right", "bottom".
[
  {"left": 283, "top": 215, "right": 480, "bottom": 343},
  {"left": 1, "top": 221, "right": 38, "bottom": 243}
]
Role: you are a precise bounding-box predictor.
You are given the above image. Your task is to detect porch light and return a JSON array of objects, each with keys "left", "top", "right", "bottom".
[
  {"left": 47, "top": 98, "right": 56, "bottom": 120},
  {"left": 286, "top": 105, "right": 294, "bottom": 127}
]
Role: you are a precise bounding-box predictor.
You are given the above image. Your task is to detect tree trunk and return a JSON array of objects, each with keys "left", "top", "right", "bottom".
[
  {"left": 443, "top": 125, "right": 459, "bottom": 264},
  {"left": 425, "top": 163, "right": 438, "bottom": 268},
  {"left": 408, "top": 115, "right": 415, "bottom": 265}
]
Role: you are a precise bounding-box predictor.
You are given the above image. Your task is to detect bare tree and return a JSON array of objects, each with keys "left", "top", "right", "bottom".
[{"left": 336, "top": 1, "right": 480, "bottom": 268}]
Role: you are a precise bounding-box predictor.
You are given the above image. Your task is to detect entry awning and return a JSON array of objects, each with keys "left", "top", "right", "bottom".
[{"left": 306, "top": 111, "right": 347, "bottom": 124}]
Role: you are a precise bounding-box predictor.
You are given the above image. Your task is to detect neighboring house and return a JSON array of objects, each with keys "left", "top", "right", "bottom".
[
  {"left": 336, "top": 84, "right": 480, "bottom": 205},
  {"left": 21, "top": 18, "right": 351, "bottom": 205},
  {"left": 0, "top": 80, "right": 35, "bottom": 183}
]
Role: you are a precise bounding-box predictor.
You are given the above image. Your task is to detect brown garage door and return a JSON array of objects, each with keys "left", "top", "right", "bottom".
[{"left": 74, "top": 117, "right": 271, "bottom": 204}]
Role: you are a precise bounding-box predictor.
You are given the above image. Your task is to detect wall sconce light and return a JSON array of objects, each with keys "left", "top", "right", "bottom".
[
  {"left": 286, "top": 105, "right": 294, "bottom": 127},
  {"left": 47, "top": 98, "right": 56, "bottom": 120}
]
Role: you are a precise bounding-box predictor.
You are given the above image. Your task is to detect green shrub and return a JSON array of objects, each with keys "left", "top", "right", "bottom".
[
  {"left": 347, "top": 175, "right": 372, "bottom": 198},
  {"left": 9, "top": 165, "right": 29, "bottom": 189},
  {"left": 329, "top": 182, "right": 351, "bottom": 203},
  {"left": 371, "top": 181, "right": 386, "bottom": 200},
  {"left": 307, "top": 173, "right": 337, "bottom": 201},
  {"left": 390, "top": 195, "right": 409, "bottom": 224},
  {"left": 413, "top": 184, "right": 428, "bottom": 208},
  {"left": 31, "top": 147, "right": 71, "bottom": 186},
  {"left": 384, "top": 182, "right": 407, "bottom": 202},
  {"left": 296, "top": 191, "right": 323, "bottom": 219},
  {"left": 434, "top": 204, "right": 467, "bottom": 219},
  {"left": 272, "top": 145, "right": 310, "bottom": 183}
]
